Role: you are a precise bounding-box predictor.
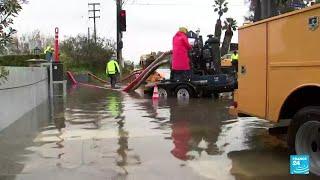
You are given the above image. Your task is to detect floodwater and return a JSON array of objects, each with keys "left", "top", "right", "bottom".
[{"left": 0, "top": 87, "right": 318, "bottom": 180}]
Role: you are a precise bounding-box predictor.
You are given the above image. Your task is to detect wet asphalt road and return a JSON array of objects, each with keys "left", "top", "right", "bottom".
[{"left": 0, "top": 87, "right": 318, "bottom": 180}]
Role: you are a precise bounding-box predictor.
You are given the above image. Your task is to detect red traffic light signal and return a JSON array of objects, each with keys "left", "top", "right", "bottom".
[{"left": 119, "top": 10, "right": 126, "bottom": 32}]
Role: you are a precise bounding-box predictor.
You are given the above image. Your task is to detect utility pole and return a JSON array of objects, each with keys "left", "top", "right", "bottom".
[
  {"left": 116, "top": 0, "right": 123, "bottom": 67},
  {"left": 87, "top": 27, "right": 90, "bottom": 43},
  {"left": 88, "top": 3, "right": 100, "bottom": 43}
]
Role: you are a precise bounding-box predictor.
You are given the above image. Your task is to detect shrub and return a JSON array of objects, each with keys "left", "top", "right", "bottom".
[
  {"left": 61, "top": 35, "right": 115, "bottom": 74},
  {"left": 0, "top": 54, "right": 45, "bottom": 66}
]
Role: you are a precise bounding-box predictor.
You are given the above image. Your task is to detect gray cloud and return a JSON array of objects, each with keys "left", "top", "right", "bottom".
[{"left": 14, "top": 0, "right": 247, "bottom": 63}]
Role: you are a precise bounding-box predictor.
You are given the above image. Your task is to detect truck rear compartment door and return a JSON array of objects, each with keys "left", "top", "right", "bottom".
[{"left": 238, "top": 23, "right": 267, "bottom": 118}]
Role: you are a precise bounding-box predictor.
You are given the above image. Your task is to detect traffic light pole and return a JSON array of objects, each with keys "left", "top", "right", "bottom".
[{"left": 116, "top": 0, "right": 123, "bottom": 67}]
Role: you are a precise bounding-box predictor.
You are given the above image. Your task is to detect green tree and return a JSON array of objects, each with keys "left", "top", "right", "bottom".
[
  {"left": 60, "top": 35, "right": 115, "bottom": 73},
  {"left": 0, "top": 0, "right": 27, "bottom": 54},
  {"left": 247, "top": 0, "right": 307, "bottom": 21},
  {"left": 221, "top": 18, "right": 237, "bottom": 56}
]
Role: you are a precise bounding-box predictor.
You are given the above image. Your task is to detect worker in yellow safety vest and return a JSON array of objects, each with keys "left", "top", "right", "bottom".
[
  {"left": 231, "top": 51, "right": 239, "bottom": 73},
  {"left": 44, "top": 45, "right": 54, "bottom": 62},
  {"left": 106, "top": 55, "right": 121, "bottom": 88}
]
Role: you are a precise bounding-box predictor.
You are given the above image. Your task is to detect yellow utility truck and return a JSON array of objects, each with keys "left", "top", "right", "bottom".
[{"left": 235, "top": 4, "right": 320, "bottom": 174}]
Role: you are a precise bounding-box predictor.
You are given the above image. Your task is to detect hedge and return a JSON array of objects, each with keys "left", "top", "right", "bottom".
[{"left": 0, "top": 54, "right": 46, "bottom": 67}]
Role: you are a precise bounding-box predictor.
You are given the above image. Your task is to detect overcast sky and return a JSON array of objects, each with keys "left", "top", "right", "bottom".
[{"left": 14, "top": 0, "right": 248, "bottom": 63}]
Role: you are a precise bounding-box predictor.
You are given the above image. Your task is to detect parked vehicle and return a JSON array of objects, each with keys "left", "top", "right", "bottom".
[
  {"left": 234, "top": 4, "right": 320, "bottom": 175},
  {"left": 221, "top": 54, "right": 233, "bottom": 74}
]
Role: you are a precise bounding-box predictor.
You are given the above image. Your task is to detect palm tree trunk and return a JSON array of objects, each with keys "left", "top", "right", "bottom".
[
  {"left": 214, "top": 19, "right": 222, "bottom": 41},
  {"left": 213, "top": 19, "right": 222, "bottom": 73},
  {"left": 221, "top": 28, "right": 233, "bottom": 56}
]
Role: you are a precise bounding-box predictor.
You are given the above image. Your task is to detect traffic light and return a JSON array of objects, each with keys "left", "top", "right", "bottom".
[{"left": 119, "top": 10, "right": 126, "bottom": 32}]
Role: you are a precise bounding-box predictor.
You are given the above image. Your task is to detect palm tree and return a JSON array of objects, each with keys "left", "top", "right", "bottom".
[
  {"left": 211, "top": 0, "right": 229, "bottom": 73},
  {"left": 221, "top": 18, "right": 237, "bottom": 56},
  {"left": 213, "top": 0, "right": 229, "bottom": 41}
]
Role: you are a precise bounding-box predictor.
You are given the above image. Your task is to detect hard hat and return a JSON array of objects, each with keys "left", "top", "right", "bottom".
[{"left": 179, "top": 27, "right": 188, "bottom": 34}]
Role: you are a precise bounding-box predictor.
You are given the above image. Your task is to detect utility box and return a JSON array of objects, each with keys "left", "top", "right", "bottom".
[{"left": 52, "top": 62, "right": 64, "bottom": 81}]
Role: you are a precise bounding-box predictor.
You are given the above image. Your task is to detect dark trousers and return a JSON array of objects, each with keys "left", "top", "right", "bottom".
[
  {"left": 109, "top": 74, "right": 117, "bottom": 88},
  {"left": 232, "top": 60, "right": 238, "bottom": 73},
  {"left": 45, "top": 53, "right": 52, "bottom": 62},
  {"left": 171, "top": 70, "right": 192, "bottom": 81}
]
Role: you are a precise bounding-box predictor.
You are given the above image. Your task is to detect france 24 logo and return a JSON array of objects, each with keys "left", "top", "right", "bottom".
[{"left": 290, "top": 155, "right": 310, "bottom": 175}]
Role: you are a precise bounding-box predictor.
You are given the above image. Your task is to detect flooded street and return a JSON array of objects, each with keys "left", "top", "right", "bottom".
[{"left": 0, "top": 87, "right": 317, "bottom": 180}]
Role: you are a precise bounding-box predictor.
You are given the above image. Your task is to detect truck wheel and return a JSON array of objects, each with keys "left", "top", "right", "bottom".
[
  {"left": 287, "top": 106, "right": 320, "bottom": 175},
  {"left": 175, "top": 85, "right": 193, "bottom": 99},
  {"left": 158, "top": 88, "right": 168, "bottom": 98}
]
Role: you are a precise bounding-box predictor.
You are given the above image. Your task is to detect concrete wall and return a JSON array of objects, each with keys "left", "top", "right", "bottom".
[
  {"left": 0, "top": 99, "right": 50, "bottom": 175},
  {"left": 0, "top": 67, "right": 49, "bottom": 131}
]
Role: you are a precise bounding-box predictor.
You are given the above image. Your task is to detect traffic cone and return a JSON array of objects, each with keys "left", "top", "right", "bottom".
[{"left": 152, "top": 84, "right": 159, "bottom": 99}]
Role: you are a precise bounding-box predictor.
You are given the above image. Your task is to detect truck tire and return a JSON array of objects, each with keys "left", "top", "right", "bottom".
[
  {"left": 287, "top": 106, "right": 320, "bottom": 175},
  {"left": 175, "top": 85, "right": 194, "bottom": 99},
  {"left": 158, "top": 88, "right": 168, "bottom": 98}
]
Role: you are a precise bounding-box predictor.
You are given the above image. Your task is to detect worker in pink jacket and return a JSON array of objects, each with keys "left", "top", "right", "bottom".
[{"left": 171, "top": 27, "right": 192, "bottom": 81}]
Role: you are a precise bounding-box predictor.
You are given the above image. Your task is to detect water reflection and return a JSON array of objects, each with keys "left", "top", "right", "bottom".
[
  {"left": 106, "top": 91, "right": 130, "bottom": 173},
  {"left": 224, "top": 118, "right": 318, "bottom": 179},
  {"left": 135, "top": 97, "right": 235, "bottom": 161},
  {"left": 106, "top": 92, "right": 142, "bottom": 175},
  {"left": 3, "top": 86, "right": 319, "bottom": 179},
  {"left": 169, "top": 99, "right": 234, "bottom": 160},
  {"left": 53, "top": 97, "right": 66, "bottom": 149},
  {"left": 116, "top": 118, "right": 142, "bottom": 175},
  {"left": 116, "top": 119, "right": 129, "bottom": 168},
  {"left": 134, "top": 96, "right": 320, "bottom": 179},
  {"left": 65, "top": 88, "right": 117, "bottom": 130},
  {"left": 0, "top": 100, "right": 51, "bottom": 179},
  {"left": 106, "top": 91, "right": 124, "bottom": 120}
]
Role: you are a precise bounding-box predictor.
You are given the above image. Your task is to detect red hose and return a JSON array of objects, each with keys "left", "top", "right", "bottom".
[
  {"left": 120, "top": 70, "right": 142, "bottom": 82},
  {"left": 123, "top": 51, "right": 171, "bottom": 92},
  {"left": 87, "top": 72, "right": 108, "bottom": 83},
  {"left": 66, "top": 71, "right": 78, "bottom": 85},
  {"left": 66, "top": 71, "right": 116, "bottom": 90},
  {"left": 79, "top": 83, "right": 109, "bottom": 90}
]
